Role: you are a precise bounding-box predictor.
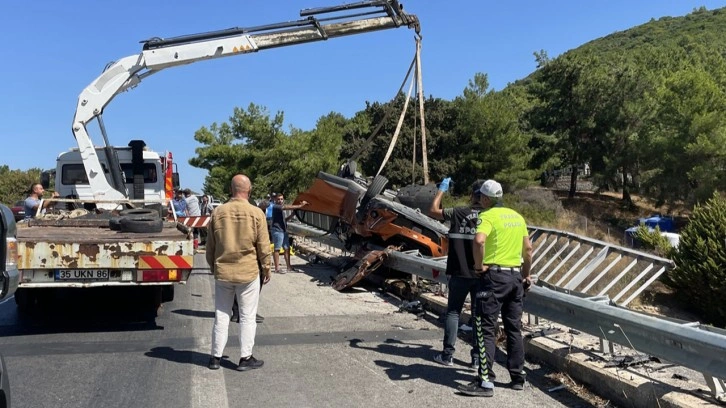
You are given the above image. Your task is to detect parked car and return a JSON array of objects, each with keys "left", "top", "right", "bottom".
[
  {"left": 0, "top": 203, "right": 19, "bottom": 408},
  {"left": 9, "top": 201, "right": 24, "bottom": 222}
]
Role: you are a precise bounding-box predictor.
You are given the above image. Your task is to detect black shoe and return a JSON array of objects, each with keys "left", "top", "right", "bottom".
[
  {"left": 510, "top": 380, "right": 525, "bottom": 391},
  {"left": 231, "top": 313, "right": 240, "bottom": 323},
  {"left": 434, "top": 353, "right": 454, "bottom": 366},
  {"left": 457, "top": 381, "right": 494, "bottom": 397},
  {"left": 236, "top": 355, "right": 264, "bottom": 371},
  {"left": 208, "top": 356, "right": 221, "bottom": 370},
  {"left": 256, "top": 314, "right": 264, "bottom": 323}
]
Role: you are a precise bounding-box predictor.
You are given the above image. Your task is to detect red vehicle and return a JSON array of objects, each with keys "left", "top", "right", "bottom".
[{"left": 10, "top": 200, "right": 25, "bottom": 221}]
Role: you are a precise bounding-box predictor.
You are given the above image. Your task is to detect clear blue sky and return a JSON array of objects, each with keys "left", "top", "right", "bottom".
[{"left": 1, "top": 0, "right": 724, "bottom": 193}]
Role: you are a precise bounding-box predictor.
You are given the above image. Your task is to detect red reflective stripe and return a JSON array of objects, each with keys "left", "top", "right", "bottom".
[
  {"left": 168, "top": 255, "right": 192, "bottom": 268},
  {"left": 140, "top": 256, "right": 165, "bottom": 269},
  {"left": 177, "top": 216, "right": 210, "bottom": 228}
]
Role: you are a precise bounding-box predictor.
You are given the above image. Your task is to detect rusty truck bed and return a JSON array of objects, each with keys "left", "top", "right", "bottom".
[
  {"left": 16, "top": 222, "right": 187, "bottom": 243},
  {"left": 16, "top": 222, "right": 193, "bottom": 269}
]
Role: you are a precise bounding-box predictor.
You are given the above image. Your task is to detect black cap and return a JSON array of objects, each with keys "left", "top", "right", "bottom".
[{"left": 472, "top": 180, "right": 485, "bottom": 194}]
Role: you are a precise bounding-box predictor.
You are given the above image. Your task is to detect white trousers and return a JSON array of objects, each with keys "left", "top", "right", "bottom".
[{"left": 211, "top": 278, "right": 260, "bottom": 359}]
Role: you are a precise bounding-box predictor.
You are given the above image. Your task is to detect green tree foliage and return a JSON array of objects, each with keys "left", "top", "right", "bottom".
[
  {"left": 643, "top": 66, "right": 726, "bottom": 205},
  {"left": 455, "top": 73, "right": 535, "bottom": 192},
  {"left": 0, "top": 166, "right": 44, "bottom": 205},
  {"left": 340, "top": 95, "right": 458, "bottom": 190},
  {"left": 668, "top": 192, "right": 726, "bottom": 326},
  {"left": 189, "top": 104, "right": 342, "bottom": 200},
  {"left": 524, "top": 7, "right": 726, "bottom": 205},
  {"left": 633, "top": 224, "right": 675, "bottom": 258},
  {"left": 527, "top": 54, "right": 611, "bottom": 198}
]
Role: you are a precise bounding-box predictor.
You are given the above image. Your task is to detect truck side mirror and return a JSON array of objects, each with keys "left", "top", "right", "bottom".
[
  {"left": 40, "top": 171, "right": 51, "bottom": 189},
  {"left": 172, "top": 172, "right": 180, "bottom": 190}
]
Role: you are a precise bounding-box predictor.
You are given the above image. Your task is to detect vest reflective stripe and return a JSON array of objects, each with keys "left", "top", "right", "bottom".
[{"left": 448, "top": 233, "right": 475, "bottom": 240}]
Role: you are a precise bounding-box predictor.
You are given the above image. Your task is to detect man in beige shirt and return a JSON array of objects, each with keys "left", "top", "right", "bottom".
[{"left": 206, "top": 174, "right": 271, "bottom": 371}]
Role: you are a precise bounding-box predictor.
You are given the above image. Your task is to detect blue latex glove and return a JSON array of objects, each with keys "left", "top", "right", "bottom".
[{"left": 439, "top": 177, "right": 452, "bottom": 193}]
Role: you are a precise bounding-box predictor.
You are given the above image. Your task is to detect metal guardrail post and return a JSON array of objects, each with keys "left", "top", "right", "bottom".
[
  {"left": 525, "top": 286, "right": 726, "bottom": 380},
  {"left": 704, "top": 376, "right": 726, "bottom": 403}
]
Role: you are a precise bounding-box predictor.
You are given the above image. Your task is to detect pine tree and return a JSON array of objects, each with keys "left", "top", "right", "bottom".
[{"left": 669, "top": 192, "right": 726, "bottom": 326}]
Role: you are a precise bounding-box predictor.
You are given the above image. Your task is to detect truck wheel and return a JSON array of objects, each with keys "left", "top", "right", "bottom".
[
  {"left": 161, "top": 285, "right": 175, "bottom": 303},
  {"left": 119, "top": 216, "right": 164, "bottom": 233},
  {"left": 143, "top": 287, "right": 163, "bottom": 321},
  {"left": 14, "top": 288, "right": 34, "bottom": 313}
]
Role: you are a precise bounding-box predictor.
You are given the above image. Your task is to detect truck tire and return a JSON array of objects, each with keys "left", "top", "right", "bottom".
[
  {"left": 109, "top": 216, "right": 123, "bottom": 230},
  {"left": 119, "top": 208, "right": 157, "bottom": 217},
  {"left": 357, "top": 175, "right": 388, "bottom": 217},
  {"left": 119, "top": 216, "right": 164, "bottom": 233},
  {"left": 161, "top": 285, "right": 175, "bottom": 303},
  {"left": 14, "top": 288, "right": 34, "bottom": 313},
  {"left": 143, "top": 286, "right": 163, "bottom": 321},
  {"left": 110, "top": 213, "right": 159, "bottom": 230}
]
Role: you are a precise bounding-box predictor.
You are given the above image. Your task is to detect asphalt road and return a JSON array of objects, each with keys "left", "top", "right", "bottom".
[{"left": 0, "top": 255, "right": 598, "bottom": 408}]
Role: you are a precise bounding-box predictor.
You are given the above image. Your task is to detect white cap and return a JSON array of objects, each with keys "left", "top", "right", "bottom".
[{"left": 479, "top": 179, "right": 503, "bottom": 198}]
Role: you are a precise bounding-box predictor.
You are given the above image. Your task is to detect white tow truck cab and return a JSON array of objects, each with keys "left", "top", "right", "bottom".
[{"left": 43, "top": 140, "right": 180, "bottom": 209}]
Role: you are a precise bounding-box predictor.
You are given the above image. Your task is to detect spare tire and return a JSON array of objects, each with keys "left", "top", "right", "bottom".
[
  {"left": 110, "top": 212, "right": 158, "bottom": 230},
  {"left": 109, "top": 216, "right": 123, "bottom": 231},
  {"left": 120, "top": 208, "right": 157, "bottom": 217},
  {"left": 119, "top": 216, "right": 164, "bottom": 233}
]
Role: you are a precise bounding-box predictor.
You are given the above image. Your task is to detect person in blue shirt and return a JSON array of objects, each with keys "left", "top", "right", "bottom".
[
  {"left": 24, "top": 183, "right": 59, "bottom": 219},
  {"left": 270, "top": 193, "right": 308, "bottom": 273},
  {"left": 169, "top": 189, "right": 188, "bottom": 217}
]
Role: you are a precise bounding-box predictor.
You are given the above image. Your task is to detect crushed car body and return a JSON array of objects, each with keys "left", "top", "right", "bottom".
[{"left": 292, "top": 170, "right": 449, "bottom": 289}]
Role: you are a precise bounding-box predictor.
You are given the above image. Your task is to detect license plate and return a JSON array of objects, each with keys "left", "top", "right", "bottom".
[{"left": 55, "top": 269, "right": 110, "bottom": 280}]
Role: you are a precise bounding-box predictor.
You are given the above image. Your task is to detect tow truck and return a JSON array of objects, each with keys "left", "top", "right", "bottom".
[{"left": 14, "top": 1, "right": 420, "bottom": 313}]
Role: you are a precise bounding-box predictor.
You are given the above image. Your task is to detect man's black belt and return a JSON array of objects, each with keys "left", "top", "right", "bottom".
[{"left": 487, "top": 265, "right": 521, "bottom": 273}]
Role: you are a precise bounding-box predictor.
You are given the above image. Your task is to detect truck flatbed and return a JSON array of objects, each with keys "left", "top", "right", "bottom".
[
  {"left": 16, "top": 221, "right": 193, "bottom": 270},
  {"left": 17, "top": 221, "right": 187, "bottom": 244}
]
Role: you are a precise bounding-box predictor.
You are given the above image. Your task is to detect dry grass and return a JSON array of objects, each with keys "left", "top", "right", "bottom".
[
  {"left": 546, "top": 372, "right": 614, "bottom": 407},
  {"left": 540, "top": 190, "right": 690, "bottom": 246}
]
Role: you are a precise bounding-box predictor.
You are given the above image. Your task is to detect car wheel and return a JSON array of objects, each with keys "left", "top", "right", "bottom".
[{"left": 357, "top": 175, "right": 388, "bottom": 219}]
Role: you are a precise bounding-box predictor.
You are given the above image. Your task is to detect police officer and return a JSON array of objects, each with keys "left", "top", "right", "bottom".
[
  {"left": 428, "top": 178, "right": 485, "bottom": 368},
  {"left": 458, "top": 179, "right": 533, "bottom": 397}
]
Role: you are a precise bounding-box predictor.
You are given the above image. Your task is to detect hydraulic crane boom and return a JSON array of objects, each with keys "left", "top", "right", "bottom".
[{"left": 71, "top": 1, "right": 419, "bottom": 208}]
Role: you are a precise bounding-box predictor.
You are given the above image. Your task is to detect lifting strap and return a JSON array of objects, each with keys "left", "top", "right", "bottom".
[
  {"left": 415, "top": 36, "right": 429, "bottom": 184},
  {"left": 375, "top": 35, "right": 427, "bottom": 180},
  {"left": 350, "top": 54, "right": 416, "bottom": 162}
]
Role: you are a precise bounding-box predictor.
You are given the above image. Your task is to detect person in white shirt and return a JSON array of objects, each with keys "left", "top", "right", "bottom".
[{"left": 184, "top": 188, "right": 201, "bottom": 216}]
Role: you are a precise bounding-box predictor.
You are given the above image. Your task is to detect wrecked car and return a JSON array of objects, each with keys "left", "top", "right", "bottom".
[{"left": 292, "top": 167, "right": 449, "bottom": 288}]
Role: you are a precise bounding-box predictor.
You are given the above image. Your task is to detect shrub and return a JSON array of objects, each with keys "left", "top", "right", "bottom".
[
  {"left": 633, "top": 225, "right": 676, "bottom": 258},
  {"left": 507, "top": 187, "right": 565, "bottom": 225},
  {"left": 668, "top": 192, "right": 726, "bottom": 327}
]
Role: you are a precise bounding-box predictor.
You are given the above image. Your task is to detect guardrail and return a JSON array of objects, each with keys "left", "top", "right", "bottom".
[
  {"left": 288, "top": 221, "right": 725, "bottom": 402},
  {"left": 382, "top": 249, "right": 726, "bottom": 402},
  {"left": 529, "top": 226, "right": 673, "bottom": 306}
]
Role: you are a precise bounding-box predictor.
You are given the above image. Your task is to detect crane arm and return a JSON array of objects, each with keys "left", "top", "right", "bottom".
[{"left": 72, "top": 0, "right": 419, "bottom": 206}]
